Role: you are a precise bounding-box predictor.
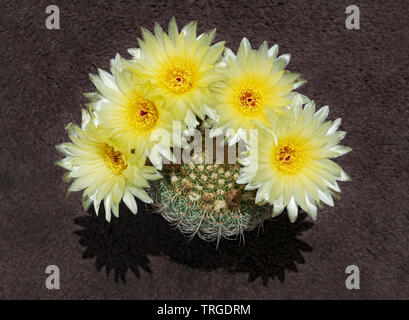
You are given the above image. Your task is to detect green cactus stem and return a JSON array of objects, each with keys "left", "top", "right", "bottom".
[{"left": 151, "top": 155, "right": 272, "bottom": 244}]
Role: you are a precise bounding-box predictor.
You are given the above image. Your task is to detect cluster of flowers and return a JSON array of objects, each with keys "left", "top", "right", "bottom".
[{"left": 57, "top": 18, "right": 351, "bottom": 224}]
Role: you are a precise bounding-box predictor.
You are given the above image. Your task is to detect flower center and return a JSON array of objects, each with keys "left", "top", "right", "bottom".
[
  {"left": 235, "top": 88, "right": 263, "bottom": 114},
  {"left": 274, "top": 143, "right": 301, "bottom": 174},
  {"left": 128, "top": 99, "right": 158, "bottom": 130},
  {"left": 104, "top": 144, "right": 127, "bottom": 175},
  {"left": 161, "top": 64, "right": 194, "bottom": 94}
]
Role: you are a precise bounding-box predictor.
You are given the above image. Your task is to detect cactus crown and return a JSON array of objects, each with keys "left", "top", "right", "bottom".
[
  {"left": 169, "top": 160, "right": 241, "bottom": 212},
  {"left": 152, "top": 152, "right": 272, "bottom": 244}
]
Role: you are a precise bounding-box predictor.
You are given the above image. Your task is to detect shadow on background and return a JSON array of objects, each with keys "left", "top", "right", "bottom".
[{"left": 74, "top": 202, "right": 313, "bottom": 285}]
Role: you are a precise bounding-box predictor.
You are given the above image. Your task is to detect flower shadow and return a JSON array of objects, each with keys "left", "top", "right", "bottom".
[{"left": 74, "top": 202, "right": 313, "bottom": 285}]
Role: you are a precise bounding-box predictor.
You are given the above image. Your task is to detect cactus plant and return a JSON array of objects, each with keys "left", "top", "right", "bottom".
[{"left": 151, "top": 141, "right": 272, "bottom": 244}]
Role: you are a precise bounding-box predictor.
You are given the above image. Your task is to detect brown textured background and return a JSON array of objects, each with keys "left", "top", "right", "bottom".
[{"left": 1, "top": 0, "right": 408, "bottom": 299}]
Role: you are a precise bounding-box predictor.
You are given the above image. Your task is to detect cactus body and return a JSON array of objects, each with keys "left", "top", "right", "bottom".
[{"left": 152, "top": 157, "right": 272, "bottom": 243}]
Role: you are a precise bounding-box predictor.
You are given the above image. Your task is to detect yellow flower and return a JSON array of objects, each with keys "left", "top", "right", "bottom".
[
  {"left": 56, "top": 110, "right": 162, "bottom": 222},
  {"left": 86, "top": 54, "right": 181, "bottom": 169},
  {"left": 211, "top": 38, "right": 306, "bottom": 143},
  {"left": 127, "top": 17, "right": 225, "bottom": 127},
  {"left": 238, "top": 95, "right": 351, "bottom": 222}
]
